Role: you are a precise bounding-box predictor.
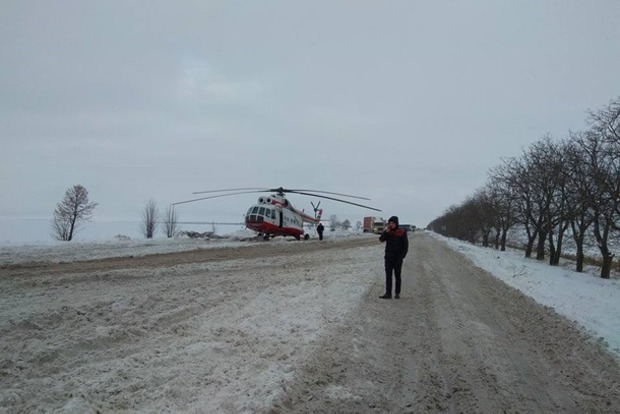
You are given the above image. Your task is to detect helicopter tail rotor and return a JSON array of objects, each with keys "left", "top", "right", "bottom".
[{"left": 311, "top": 201, "right": 323, "bottom": 221}]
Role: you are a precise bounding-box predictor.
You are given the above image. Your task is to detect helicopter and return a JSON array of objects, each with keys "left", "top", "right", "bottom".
[{"left": 173, "top": 187, "right": 381, "bottom": 240}]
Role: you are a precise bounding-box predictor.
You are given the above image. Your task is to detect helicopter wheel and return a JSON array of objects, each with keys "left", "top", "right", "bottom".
[
  {"left": 304, "top": 234, "right": 310, "bottom": 240},
  {"left": 263, "top": 234, "right": 270, "bottom": 241}
]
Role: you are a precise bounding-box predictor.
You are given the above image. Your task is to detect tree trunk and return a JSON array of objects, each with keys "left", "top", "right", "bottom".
[
  {"left": 551, "top": 223, "right": 568, "bottom": 266},
  {"left": 494, "top": 229, "right": 501, "bottom": 250},
  {"left": 593, "top": 217, "right": 613, "bottom": 279},
  {"left": 571, "top": 220, "right": 585, "bottom": 272},
  {"left": 500, "top": 228, "right": 508, "bottom": 252},
  {"left": 552, "top": 236, "right": 563, "bottom": 266},
  {"left": 548, "top": 230, "right": 556, "bottom": 265},
  {"left": 68, "top": 218, "right": 76, "bottom": 241},
  {"left": 482, "top": 230, "right": 490, "bottom": 247},
  {"left": 576, "top": 242, "right": 584, "bottom": 272},
  {"left": 601, "top": 255, "right": 613, "bottom": 279},
  {"left": 525, "top": 228, "right": 538, "bottom": 258},
  {"left": 536, "top": 231, "right": 547, "bottom": 261}
]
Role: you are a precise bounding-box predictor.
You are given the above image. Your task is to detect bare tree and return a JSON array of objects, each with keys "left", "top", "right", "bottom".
[
  {"left": 52, "top": 185, "right": 98, "bottom": 241},
  {"left": 462, "top": 197, "right": 485, "bottom": 244},
  {"left": 584, "top": 99, "right": 620, "bottom": 278},
  {"left": 471, "top": 189, "right": 495, "bottom": 247},
  {"left": 142, "top": 199, "right": 158, "bottom": 239},
  {"left": 329, "top": 214, "right": 338, "bottom": 231},
  {"left": 163, "top": 204, "right": 180, "bottom": 238},
  {"left": 537, "top": 137, "right": 572, "bottom": 266},
  {"left": 485, "top": 169, "right": 519, "bottom": 251},
  {"left": 503, "top": 137, "right": 564, "bottom": 262},
  {"left": 565, "top": 133, "right": 596, "bottom": 272},
  {"left": 499, "top": 155, "right": 541, "bottom": 258},
  {"left": 341, "top": 219, "right": 351, "bottom": 230}
]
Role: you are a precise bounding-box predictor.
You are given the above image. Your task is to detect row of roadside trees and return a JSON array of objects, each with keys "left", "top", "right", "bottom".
[{"left": 427, "top": 97, "right": 620, "bottom": 279}]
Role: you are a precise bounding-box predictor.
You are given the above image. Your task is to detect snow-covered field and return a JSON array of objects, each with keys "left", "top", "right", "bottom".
[{"left": 0, "top": 230, "right": 254, "bottom": 265}]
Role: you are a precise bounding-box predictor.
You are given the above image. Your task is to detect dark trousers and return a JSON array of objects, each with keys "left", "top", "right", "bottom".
[
  {"left": 318, "top": 232, "right": 323, "bottom": 240},
  {"left": 384, "top": 256, "right": 403, "bottom": 297}
]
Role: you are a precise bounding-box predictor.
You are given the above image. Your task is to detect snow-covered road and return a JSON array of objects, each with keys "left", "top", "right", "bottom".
[{"left": 1, "top": 234, "right": 619, "bottom": 413}]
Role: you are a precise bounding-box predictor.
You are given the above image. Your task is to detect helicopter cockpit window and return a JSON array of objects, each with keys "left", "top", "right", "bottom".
[
  {"left": 252, "top": 206, "right": 259, "bottom": 214},
  {"left": 258, "top": 207, "right": 265, "bottom": 216}
]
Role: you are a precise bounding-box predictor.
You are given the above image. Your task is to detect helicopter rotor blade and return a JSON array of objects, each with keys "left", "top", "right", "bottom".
[
  {"left": 192, "top": 187, "right": 268, "bottom": 195},
  {"left": 293, "top": 191, "right": 381, "bottom": 211},
  {"left": 173, "top": 190, "right": 264, "bottom": 206},
  {"left": 175, "top": 186, "right": 380, "bottom": 211},
  {"left": 287, "top": 189, "right": 371, "bottom": 200},
  {"left": 193, "top": 187, "right": 370, "bottom": 200}
]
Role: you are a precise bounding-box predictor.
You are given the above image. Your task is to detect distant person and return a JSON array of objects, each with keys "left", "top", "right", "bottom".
[
  {"left": 316, "top": 222, "right": 324, "bottom": 240},
  {"left": 379, "top": 216, "right": 408, "bottom": 299}
]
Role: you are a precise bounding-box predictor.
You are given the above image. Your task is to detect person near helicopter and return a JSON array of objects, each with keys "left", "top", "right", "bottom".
[
  {"left": 316, "top": 222, "right": 325, "bottom": 240},
  {"left": 379, "top": 216, "right": 408, "bottom": 299}
]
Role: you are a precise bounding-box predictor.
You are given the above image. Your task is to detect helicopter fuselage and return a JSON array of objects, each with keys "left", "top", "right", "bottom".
[{"left": 244, "top": 194, "right": 319, "bottom": 240}]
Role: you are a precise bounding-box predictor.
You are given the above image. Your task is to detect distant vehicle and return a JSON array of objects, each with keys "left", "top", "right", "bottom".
[
  {"left": 372, "top": 219, "right": 386, "bottom": 234},
  {"left": 363, "top": 216, "right": 386, "bottom": 234},
  {"left": 400, "top": 224, "right": 416, "bottom": 232}
]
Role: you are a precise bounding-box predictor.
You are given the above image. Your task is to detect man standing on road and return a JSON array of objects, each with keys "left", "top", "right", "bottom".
[{"left": 379, "top": 216, "right": 408, "bottom": 299}]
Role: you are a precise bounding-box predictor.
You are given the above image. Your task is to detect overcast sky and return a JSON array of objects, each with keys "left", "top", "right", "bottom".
[{"left": 2, "top": 1, "right": 619, "bottom": 228}]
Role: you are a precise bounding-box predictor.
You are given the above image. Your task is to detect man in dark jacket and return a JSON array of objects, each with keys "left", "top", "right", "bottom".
[
  {"left": 316, "top": 222, "right": 324, "bottom": 240},
  {"left": 379, "top": 216, "right": 408, "bottom": 299}
]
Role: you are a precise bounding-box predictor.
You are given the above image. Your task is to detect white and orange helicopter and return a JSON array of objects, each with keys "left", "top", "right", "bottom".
[{"left": 173, "top": 187, "right": 381, "bottom": 240}]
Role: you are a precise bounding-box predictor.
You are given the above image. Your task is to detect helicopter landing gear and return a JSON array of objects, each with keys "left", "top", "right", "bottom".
[
  {"left": 304, "top": 234, "right": 310, "bottom": 240},
  {"left": 263, "top": 234, "right": 270, "bottom": 241}
]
